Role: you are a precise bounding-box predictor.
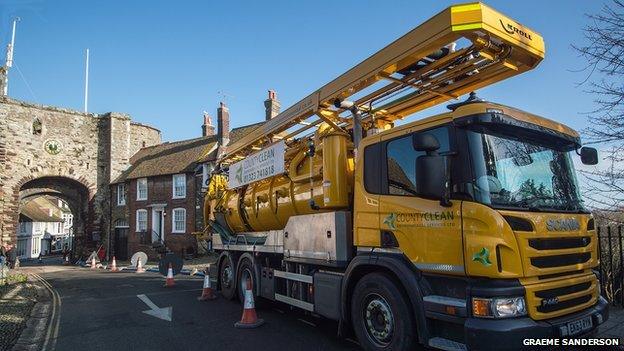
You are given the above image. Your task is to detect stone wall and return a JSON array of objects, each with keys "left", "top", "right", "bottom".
[{"left": 0, "top": 97, "right": 160, "bottom": 255}]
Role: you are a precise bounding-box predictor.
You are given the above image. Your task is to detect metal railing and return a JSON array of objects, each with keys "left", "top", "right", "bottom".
[{"left": 597, "top": 226, "right": 624, "bottom": 307}]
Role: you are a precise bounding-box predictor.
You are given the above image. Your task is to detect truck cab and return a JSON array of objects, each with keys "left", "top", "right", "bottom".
[{"left": 352, "top": 99, "right": 607, "bottom": 349}]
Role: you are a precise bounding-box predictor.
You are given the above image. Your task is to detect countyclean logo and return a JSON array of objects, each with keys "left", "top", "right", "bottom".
[
  {"left": 499, "top": 19, "right": 532, "bottom": 41},
  {"left": 383, "top": 211, "right": 455, "bottom": 230}
]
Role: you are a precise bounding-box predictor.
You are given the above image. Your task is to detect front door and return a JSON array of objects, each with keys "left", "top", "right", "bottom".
[
  {"left": 114, "top": 228, "right": 129, "bottom": 260},
  {"left": 152, "top": 209, "right": 164, "bottom": 243}
]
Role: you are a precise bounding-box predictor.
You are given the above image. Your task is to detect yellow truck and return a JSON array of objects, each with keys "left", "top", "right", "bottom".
[{"left": 205, "top": 3, "right": 608, "bottom": 350}]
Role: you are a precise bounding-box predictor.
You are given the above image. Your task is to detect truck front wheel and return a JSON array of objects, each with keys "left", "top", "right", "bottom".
[{"left": 351, "top": 272, "right": 417, "bottom": 351}]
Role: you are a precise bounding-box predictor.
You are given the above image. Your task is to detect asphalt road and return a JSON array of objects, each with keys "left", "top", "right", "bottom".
[{"left": 23, "top": 262, "right": 359, "bottom": 351}]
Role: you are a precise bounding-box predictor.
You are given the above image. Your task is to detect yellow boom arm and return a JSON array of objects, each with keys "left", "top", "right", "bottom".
[{"left": 221, "top": 2, "right": 544, "bottom": 163}]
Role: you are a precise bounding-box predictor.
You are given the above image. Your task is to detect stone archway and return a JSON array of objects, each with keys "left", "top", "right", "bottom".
[
  {"left": 0, "top": 97, "right": 162, "bottom": 255},
  {"left": 16, "top": 176, "right": 92, "bottom": 257}
]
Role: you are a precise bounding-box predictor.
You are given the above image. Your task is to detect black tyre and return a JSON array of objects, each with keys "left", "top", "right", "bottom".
[
  {"left": 351, "top": 272, "right": 417, "bottom": 351},
  {"left": 236, "top": 258, "right": 257, "bottom": 304},
  {"left": 219, "top": 254, "right": 236, "bottom": 300}
]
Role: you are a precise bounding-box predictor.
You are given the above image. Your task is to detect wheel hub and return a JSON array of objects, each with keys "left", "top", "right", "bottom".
[
  {"left": 221, "top": 265, "right": 233, "bottom": 289},
  {"left": 364, "top": 294, "right": 394, "bottom": 346}
]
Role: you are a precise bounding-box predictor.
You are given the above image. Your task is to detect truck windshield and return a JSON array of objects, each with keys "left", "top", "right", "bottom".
[{"left": 466, "top": 129, "right": 583, "bottom": 212}]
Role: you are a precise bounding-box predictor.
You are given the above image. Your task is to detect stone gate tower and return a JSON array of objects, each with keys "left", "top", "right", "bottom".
[{"left": 0, "top": 97, "right": 161, "bottom": 255}]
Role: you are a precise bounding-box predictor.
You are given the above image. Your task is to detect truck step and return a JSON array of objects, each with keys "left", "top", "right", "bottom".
[{"left": 428, "top": 337, "right": 467, "bottom": 351}]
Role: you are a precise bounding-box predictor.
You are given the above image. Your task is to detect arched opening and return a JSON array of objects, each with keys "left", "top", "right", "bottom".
[{"left": 15, "top": 176, "right": 91, "bottom": 261}]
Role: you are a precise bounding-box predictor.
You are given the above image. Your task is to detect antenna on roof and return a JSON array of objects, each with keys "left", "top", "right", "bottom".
[{"left": 217, "top": 90, "right": 235, "bottom": 104}]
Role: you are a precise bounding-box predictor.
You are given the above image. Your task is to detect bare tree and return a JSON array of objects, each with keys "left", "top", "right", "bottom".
[{"left": 573, "top": 0, "right": 624, "bottom": 216}]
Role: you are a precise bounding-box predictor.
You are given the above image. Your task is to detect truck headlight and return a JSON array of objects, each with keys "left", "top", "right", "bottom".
[{"left": 472, "top": 296, "right": 527, "bottom": 318}]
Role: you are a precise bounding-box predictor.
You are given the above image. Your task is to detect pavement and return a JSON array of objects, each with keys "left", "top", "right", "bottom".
[{"left": 17, "top": 259, "right": 358, "bottom": 351}]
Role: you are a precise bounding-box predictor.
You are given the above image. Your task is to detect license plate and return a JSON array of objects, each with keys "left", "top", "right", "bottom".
[{"left": 567, "top": 316, "right": 593, "bottom": 336}]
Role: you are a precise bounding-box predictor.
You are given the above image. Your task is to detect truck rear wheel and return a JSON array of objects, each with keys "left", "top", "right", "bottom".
[
  {"left": 219, "top": 254, "right": 236, "bottom": 300},
  {"left": 351, "top": 272, "right": 417, "bottom": 351},
  {"left": 236, "top": 258, "right": 257, "bottom": 304}
]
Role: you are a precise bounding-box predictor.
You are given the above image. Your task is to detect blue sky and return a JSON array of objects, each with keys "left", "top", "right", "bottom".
[{"left": 0, "top": 0, "right": 607, "bottom": 142}]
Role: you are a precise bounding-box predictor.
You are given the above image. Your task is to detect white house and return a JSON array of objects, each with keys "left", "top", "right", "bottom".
[{"left": 16, "top": 197, "right": 73, "bottom": 259}]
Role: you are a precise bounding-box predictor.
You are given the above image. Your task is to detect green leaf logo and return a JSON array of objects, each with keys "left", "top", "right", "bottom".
[
  {"left": 383, "top": 213, "right": 397, "bottom": 231},
  {"left": 472, "top": 247, "right": 492, "bottom": 266}
]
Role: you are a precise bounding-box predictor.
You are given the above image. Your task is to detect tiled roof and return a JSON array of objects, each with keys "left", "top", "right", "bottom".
[
  {"left": 114, "top": 121, "right": 267, "bottom": 183},
  {"left": 196, "top": 121, "right": 266, "bottom": 163},
  {"left": 21, "top": 197, "right": 64, "bottom": 222}
]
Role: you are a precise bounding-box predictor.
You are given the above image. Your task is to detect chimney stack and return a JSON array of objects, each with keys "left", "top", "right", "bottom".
[
  {"left": 264, "top": 90, "right": 280, "bottom": 121},
  {"left": 202, "top": 112, "right": 215, "bottom": 137},
  {"left": 217, "top": 102, "right": 230, "bottom": 146}
]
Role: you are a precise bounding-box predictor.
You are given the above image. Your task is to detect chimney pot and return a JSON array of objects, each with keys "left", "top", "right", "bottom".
[
  {"left": 217, "top": 102, "right": 230, "bottom": 145},
  {"left": 264, "top": 89, "right": 281, "bottom": 121},
  {"left": 202, "top": 112, "right": 215, "bottom": 137}
]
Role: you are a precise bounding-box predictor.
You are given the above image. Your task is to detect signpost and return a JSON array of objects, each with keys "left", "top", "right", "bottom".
[{"left": 228, "top": 140, "right": 285, "bottom": 189}]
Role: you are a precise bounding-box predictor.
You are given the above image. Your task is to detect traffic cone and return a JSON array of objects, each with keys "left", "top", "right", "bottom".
[
  {"left": 234, "top": 277, "right": 264, "bottom": 328},
  {"left": 90, "top": 256, "right": 96, "bottom": 269},
  {"left": 197, "top": 269, "right": 217, "bottom": 301},
  {"left": 63, "top": 255, "right": 70, "bottom": 265},
  {"left": 164, "top": 263, "right": 175, "bottom": 287},
  {"left": 136, "top": 258, "right": 145, "bottom": 273},
  {"left": 110, "top": 256, "right": 119, "bottom": 272}
]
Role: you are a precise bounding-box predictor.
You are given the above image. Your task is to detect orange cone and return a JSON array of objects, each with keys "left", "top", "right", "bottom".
[
  {"left": 90, "top": 256, "right": 96, "bottom": 269},
  {"left": 136, "top": 258, "right": 145, "bottom": 273},
  {"left": 234, "top": 277, "right": 264, "bottom": 328},
  {"left": 197, "top": 268, "right": 217, "bottom": 301},
  {"left": 110, "top": 256, "right": 119, "bottom": 272},
  {"left": 164, "top": 263, "right": 175, "bottom": 287}
]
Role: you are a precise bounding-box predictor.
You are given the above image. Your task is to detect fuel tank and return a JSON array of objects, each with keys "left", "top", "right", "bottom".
[{"left": 206, "top": 129, "right": 354, "bottom": 233}]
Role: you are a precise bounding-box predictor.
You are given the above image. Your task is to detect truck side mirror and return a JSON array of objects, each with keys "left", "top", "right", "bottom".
[
  {"left": 413, "top": 133, "right": 451, "bottom": 206},
  {"left": 580, "top": 147, "right": 598, "bottom": 165}
]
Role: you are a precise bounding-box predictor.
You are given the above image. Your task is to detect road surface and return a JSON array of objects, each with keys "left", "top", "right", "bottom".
[{"left": 21, "top": 261, "right": 359, "bottom": 351}]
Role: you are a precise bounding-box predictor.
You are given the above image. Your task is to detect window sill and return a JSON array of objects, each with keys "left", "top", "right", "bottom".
[
  {"left": 172, "top": 196, "right": 186, "bottom": 200},
  {"left": 136, "top": 198, "right": 147, "bottom": 201},
  {"left": 171, "top": 231, "right": 186, "bottom": 234}
]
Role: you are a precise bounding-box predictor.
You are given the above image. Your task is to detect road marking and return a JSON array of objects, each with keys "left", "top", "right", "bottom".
[
  {"left": 137, "top": 294, "right": 172, "bottom": 322},
  {"left": 33, "top": 273, "right": 61, "bottom": 351}
]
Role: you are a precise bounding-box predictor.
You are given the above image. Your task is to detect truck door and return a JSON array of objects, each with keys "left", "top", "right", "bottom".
[
  {"left": 378, "top": 125, "right": 465, "bottom": 276},
  {"left": 354, "top": 135, "right": 382, "bottom": 248}
]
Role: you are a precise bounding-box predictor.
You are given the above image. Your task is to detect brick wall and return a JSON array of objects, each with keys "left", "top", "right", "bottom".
[{"left": 125, "top": 173, "right": 197, "bottom": 259}]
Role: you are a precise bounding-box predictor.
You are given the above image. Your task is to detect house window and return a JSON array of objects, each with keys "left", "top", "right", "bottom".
[
  {"left": 202, "top": 164, "right": 213, "bottom": 189},
  {"left": 19, "top": 222, "right": 27, "bottom": 234},
  {"left": 33, "top": 222, "right": 42, "bottom": 233},
  {"left": 172, "top": 174, "right": 186, "bottom": 199},
  {"left": 32, "top": 237, "right": 40, "bottom": 255},
  {"left": 16, "top": 239, "right": 27, "bottom": 257},
  {"left": 136, "top": 209, "right": 148, "bottom": 232},
  {"left": 117, "top": 183, "right": 126, "bottom": 205},
  {"left": 172, "top": 208, "right": 186, "bottom": 233},
  {"left": 137, "top": 178, "right": 148, "bottom": 201}
]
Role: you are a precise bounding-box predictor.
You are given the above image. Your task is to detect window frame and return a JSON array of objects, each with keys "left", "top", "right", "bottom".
[
  {"left": 136, "top": 209, "right": 148, "bottom": 232},
  {"left": 171, "top": 208, "right": 186, "bottom": 233},
  {"left": 172, "top": 174, "right": 186, "bottom": 199},
  {"left": 136, "top": 178, "right": 148, "bottom": 201},
  {"left": 382, "top": 125, "right": 454, "bottom": 198},
  {"left": 117, "top": 183, "right": 126, "bottom": 206}
]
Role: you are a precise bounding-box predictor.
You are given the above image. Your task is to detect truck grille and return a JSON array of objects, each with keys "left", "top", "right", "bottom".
[
  {"left": 524, "top": 273, "right": 597, "bottom": 320},
  {"left": 517, "top": 231, "right": 597, "bottom": 276},
  {"left": 530, "top": 252, "right": 591, "bottom": 268},
  {"left": 528, "top": 237, "right": 590, "bottom": 250}
]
